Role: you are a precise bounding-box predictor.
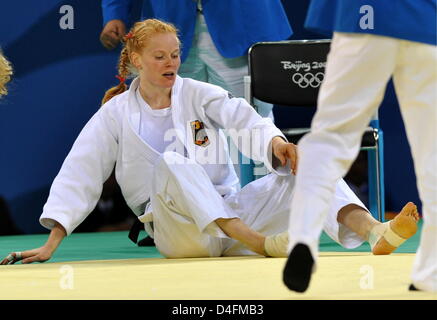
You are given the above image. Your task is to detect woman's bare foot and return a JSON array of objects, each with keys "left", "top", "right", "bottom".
[{"left": 372, "top": 202, "right": 419, "bottom": 255}]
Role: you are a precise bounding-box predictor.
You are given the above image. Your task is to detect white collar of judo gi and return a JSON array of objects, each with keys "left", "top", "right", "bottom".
[
  {"left": 127, "top": 76, "right": 191, "bottom": 157},
  {"left": 127, "top": 75, "right": 182, "bottom": 129}
]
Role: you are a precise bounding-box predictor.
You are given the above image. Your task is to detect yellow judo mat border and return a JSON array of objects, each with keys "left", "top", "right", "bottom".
[{"left": 0, "top": 252, "right": 435, "bottom": 301}]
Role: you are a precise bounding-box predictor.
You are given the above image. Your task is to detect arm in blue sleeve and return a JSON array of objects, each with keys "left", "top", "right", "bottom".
[{"left": 101, "top": 0, "right": 134, "bottom": 26}]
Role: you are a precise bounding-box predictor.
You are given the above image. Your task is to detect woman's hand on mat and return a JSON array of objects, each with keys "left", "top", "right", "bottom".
[
  {"left": 271, "top": 137, "right": 298, "bottom": 175},
  {"left": 0, "top": 246, "right": 53, "bottom": 265},
  {"left": 1, "top": 222, "right": 66, "bottom": 265}
]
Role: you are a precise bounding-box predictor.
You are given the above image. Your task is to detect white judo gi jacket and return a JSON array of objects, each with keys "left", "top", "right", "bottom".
[{"left": 39, "top": 76, "right": 285, "bottom": 236}]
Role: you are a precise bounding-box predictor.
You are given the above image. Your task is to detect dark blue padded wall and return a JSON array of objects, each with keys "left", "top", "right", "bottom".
[
  {"left": 0, "top": 0, "right": 420, "bottom": 234},
  {"left": 0, "top": 1, "right": 122, "bottom": 233}
]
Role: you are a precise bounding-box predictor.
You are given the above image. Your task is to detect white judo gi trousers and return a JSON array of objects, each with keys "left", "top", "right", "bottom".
[
  {"left": 144, "top": 151, "right": 367, "bottom": 259},
  {"left": 288, "top": 33, "right": 437, "bottom": 292}
]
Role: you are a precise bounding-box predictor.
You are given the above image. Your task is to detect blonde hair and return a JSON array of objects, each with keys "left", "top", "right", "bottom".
[
  {"left": 0, "top": 51, "right": 13, "bottom": 97},
  {"left": 101, "top": 19, "right": 179, "bottom": 105}
]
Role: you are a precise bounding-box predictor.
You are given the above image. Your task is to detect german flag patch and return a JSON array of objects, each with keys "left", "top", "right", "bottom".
[{"left": 190, "top": 120, "right": 210, "bottom": 147}]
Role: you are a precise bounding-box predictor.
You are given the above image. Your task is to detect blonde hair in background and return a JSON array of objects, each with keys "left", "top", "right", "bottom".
[
  {"left": 101, "top": 19, "right": 179, "bottom": 105},
  {"left": 0, "top": 51, "right": 13, "bottom": 97}
]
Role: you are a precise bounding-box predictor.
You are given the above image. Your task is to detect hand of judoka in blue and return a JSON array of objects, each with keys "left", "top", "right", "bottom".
[{"left": 271, "top": 136, "right": 298, "bottom": 175}]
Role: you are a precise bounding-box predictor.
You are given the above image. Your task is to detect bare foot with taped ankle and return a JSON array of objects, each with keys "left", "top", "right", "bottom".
[{"left": 369, "top": 202, "right": 419, "bottom": 255}]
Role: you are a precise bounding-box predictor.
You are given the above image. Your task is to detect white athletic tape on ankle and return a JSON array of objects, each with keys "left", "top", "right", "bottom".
[
  {"left": 383, "top": 223, "right": 406, "bottom": 247},
  {"left": 264, "top": 232, "right": 289, "bottom": 257},
  {"left": 369, "top": 222, "right": 406, "bottom": 249}
]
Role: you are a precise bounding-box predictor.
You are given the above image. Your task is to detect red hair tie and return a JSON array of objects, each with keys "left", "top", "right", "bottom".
[
  {"left": 125, "top": 32, "right": 134, "bottom": 39},
  {"left": 115, "top": 75, "right": 126, "bottom": 83}
]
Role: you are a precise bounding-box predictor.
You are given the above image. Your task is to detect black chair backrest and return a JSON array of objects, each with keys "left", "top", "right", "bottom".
[{"left": 249, "top": 40, "right": 331, "bottom": 106}]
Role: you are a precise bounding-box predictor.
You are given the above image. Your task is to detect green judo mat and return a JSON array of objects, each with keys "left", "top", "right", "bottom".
[{"left": 0, "top": 221, "right": 423, "bottom": 263}]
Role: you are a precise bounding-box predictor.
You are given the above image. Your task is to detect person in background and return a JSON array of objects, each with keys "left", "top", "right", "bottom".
[
  {"left": 0, "top": 49, "right": 12, "bottom": 97},
  {"left": 100, "top": 0, "right": 291, "bottom": 106},
  {"left": 283, "top": 0, "right": 436, "bottom": 293},
  {"left": 0, "top": 51, "right": 21, "bottom": 236}
]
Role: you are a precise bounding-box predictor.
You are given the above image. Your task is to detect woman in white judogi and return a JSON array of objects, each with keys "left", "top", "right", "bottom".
[{"left": 1, "top": 19, "right": 417, "bottom": 264}]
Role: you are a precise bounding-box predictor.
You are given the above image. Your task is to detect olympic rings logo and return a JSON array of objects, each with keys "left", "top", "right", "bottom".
[{"left": 292, "top": 72, "right": 325, "bottom": 88}]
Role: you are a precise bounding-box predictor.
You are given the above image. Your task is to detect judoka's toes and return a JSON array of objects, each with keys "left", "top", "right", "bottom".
[
  {"left": 372, "top": 202, "right": 419, "bottom": 255},
  {"left": 409, "top": 203, "right": 420, "bottom": 222},
  {"left": 391, "top": 202, "right": 419, "bottom": 239}
]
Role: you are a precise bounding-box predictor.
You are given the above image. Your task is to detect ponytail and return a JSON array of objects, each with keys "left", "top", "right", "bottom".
[
  {"left": 101, "top": 47, "right": 130, "bottom": 106},
  {"left": 101, "top": 80, "right": 128, "bottom": 106}
]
